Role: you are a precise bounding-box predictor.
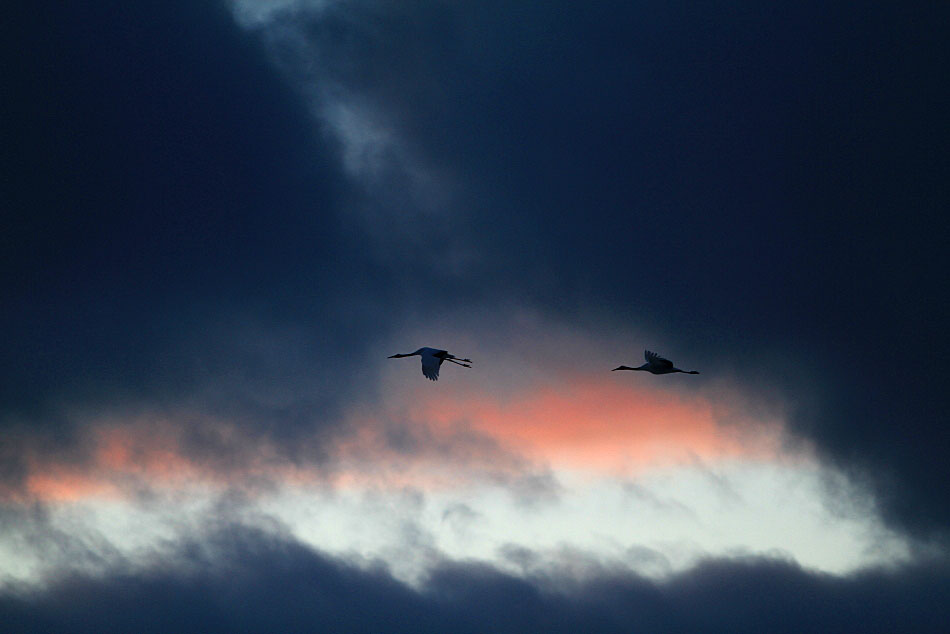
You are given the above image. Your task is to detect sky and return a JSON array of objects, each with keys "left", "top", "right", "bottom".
[{"left": 2, "top": 1, "right": 949, "bottom": 631}]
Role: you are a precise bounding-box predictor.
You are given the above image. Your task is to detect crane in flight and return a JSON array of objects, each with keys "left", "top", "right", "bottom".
[
  {"left": 613, "top": 350, "right": 699, "bottom": 375},
  {"left": 388, "top": 347, "right": 472, "bottom": 381}
]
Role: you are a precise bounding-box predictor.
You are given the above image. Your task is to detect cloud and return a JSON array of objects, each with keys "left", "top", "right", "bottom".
[
  {"left": 229, "top": 0, "right": 481, "bottom": 274},
  {"left": 0, "top": 522, "right": 947, "bottom": 633},
  {"left": 0, "top": 504, "right": 125, "bottom": 586},
  {"left": 0, "top": 0, "right": 386, "bottom": 511},
  {"left": 0, "top": 306, "right": 909, "bottom": 580},
  {"left": 622, "top": 483, "right": 696, "bottom": 519},
  {"left": 2, "top": 1, "right": 376, "bottom": 421},
  {"left": 225, "top": 0, "right": 950, "bottom": 542},
  {"left": 4, "top": 4, "right": 948, "bottom": 601},
  {"left": 441, "top": 502, "right": 482, "bottom": 540}
]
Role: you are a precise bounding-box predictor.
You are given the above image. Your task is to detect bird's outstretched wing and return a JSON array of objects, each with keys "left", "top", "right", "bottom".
[
  {"left": 645, "top": 350, "right": 673, "bottom": 368},
  {"left": 420, "top": 351, "right": 443, "bottom": 381}
]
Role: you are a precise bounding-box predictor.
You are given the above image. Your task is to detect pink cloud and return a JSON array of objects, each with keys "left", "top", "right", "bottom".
[{"left": 1, "top": 373, "right": 783, "bottom": 504}]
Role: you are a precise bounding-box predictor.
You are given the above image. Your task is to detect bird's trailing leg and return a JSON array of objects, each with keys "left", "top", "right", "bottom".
[{"left": 440, "top": 352, "right": 472, "bottom": 367}]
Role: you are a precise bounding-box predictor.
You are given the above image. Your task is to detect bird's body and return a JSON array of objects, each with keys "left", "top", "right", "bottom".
[
  {"left": 389, "top": 347, "right": 472, "bottom": 381},
  {"left": 613, "top": 350, "right": 699, "bottom": 375}
]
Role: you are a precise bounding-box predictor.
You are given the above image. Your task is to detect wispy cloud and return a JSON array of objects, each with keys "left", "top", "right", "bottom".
[{"left": 227, "top": 0, "right": 478, "bottom": 273}]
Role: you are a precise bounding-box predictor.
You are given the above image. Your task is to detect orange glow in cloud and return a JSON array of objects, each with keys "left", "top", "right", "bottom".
[
  {"left": 21, "top": 469, "right": 117, "bottom": 503},
  {"left": 399, "top": 376, "right": 781, "bottom": 474},
  {"left": 2, "top": 374, "right": 784, "bottom": 503},
  {"left": 3, "top": 419, "right": 327, "bottom": 504},
  {"left": 330, "top": 373, "right": 785, "bottom": 490},
  {"left": 4, "top": 424, "right": 211, "bottom": 503}
]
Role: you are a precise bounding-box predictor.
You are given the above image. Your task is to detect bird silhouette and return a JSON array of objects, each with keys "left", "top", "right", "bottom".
[
  {"left": 613, "top": 350, "right": 699, "bottom": 375},
  {"left": 389, "top": 347, "right": 472, "bottom": 381}
]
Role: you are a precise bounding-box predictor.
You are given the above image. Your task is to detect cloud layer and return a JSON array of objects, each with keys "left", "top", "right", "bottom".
[
  {"left": 5, "top": 0, "right": 948, "bottom": 538},
  {"left": 2, "top": 1, "right": 948, "bottom": 630},
  {"left": 1, "top": 522, "right": 947, "bottom": 634},
  {"left": 231, "top": 0, "right": 950, "bottom": 541}
]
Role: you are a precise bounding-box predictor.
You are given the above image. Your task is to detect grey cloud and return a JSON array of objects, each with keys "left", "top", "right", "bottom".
[
  {"left": 624, "top": 546, "right": 673, "bottom": 578},
  {"left": 0, "top": 505, "right": 125, "bottom": 584},
  {"left": 441, "top": 503, "right": 482, "bottom": 538},
  {"left": 3, "top": 522, "right": 947, "bottom": 633},
  {"left": 622, "top": 483, "right": 698, "bottom": 520}
]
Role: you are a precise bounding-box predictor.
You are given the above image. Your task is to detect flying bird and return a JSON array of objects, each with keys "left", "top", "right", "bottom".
[
  {"left": 613, "top": 350, "right": 700, "bottom": 375},
  {"left": 388, "top": 347, "right": 472, "bottom": 381}
]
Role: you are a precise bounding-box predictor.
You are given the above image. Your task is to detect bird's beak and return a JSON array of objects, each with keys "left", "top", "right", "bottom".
[{"left": 611, "top": 367, "right": 622, "bottom": 371}]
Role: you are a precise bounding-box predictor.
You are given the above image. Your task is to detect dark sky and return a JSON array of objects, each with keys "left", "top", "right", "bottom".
[{"left": 2, "top": 1, "right": 949, "bottom": 630}]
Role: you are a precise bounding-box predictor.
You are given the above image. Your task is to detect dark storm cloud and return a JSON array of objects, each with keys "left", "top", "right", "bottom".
[
  {"left": 1, "top": 1, "right": 396, "bottom": 472},
  {"left": 1, "top": 522, "right": 947, "bottom": 633},
  {"left": 244, "top": 1, "right": 950, "bottom": 539}
]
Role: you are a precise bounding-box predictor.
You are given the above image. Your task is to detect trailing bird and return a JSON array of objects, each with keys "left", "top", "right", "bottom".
[
  {"left": 388, "top": 347, "right": 472, "bottom": 381},
  {"left": 613, "top": 350, "right": 699, "bottom": 375}
]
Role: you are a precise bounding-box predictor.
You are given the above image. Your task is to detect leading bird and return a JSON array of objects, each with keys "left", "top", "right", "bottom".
[
  {"left": 613, "top": 350, "right": 699, "bottom": 375},
  {"left": 389, "top": 347, "right": 472, "bottom": 381}
]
